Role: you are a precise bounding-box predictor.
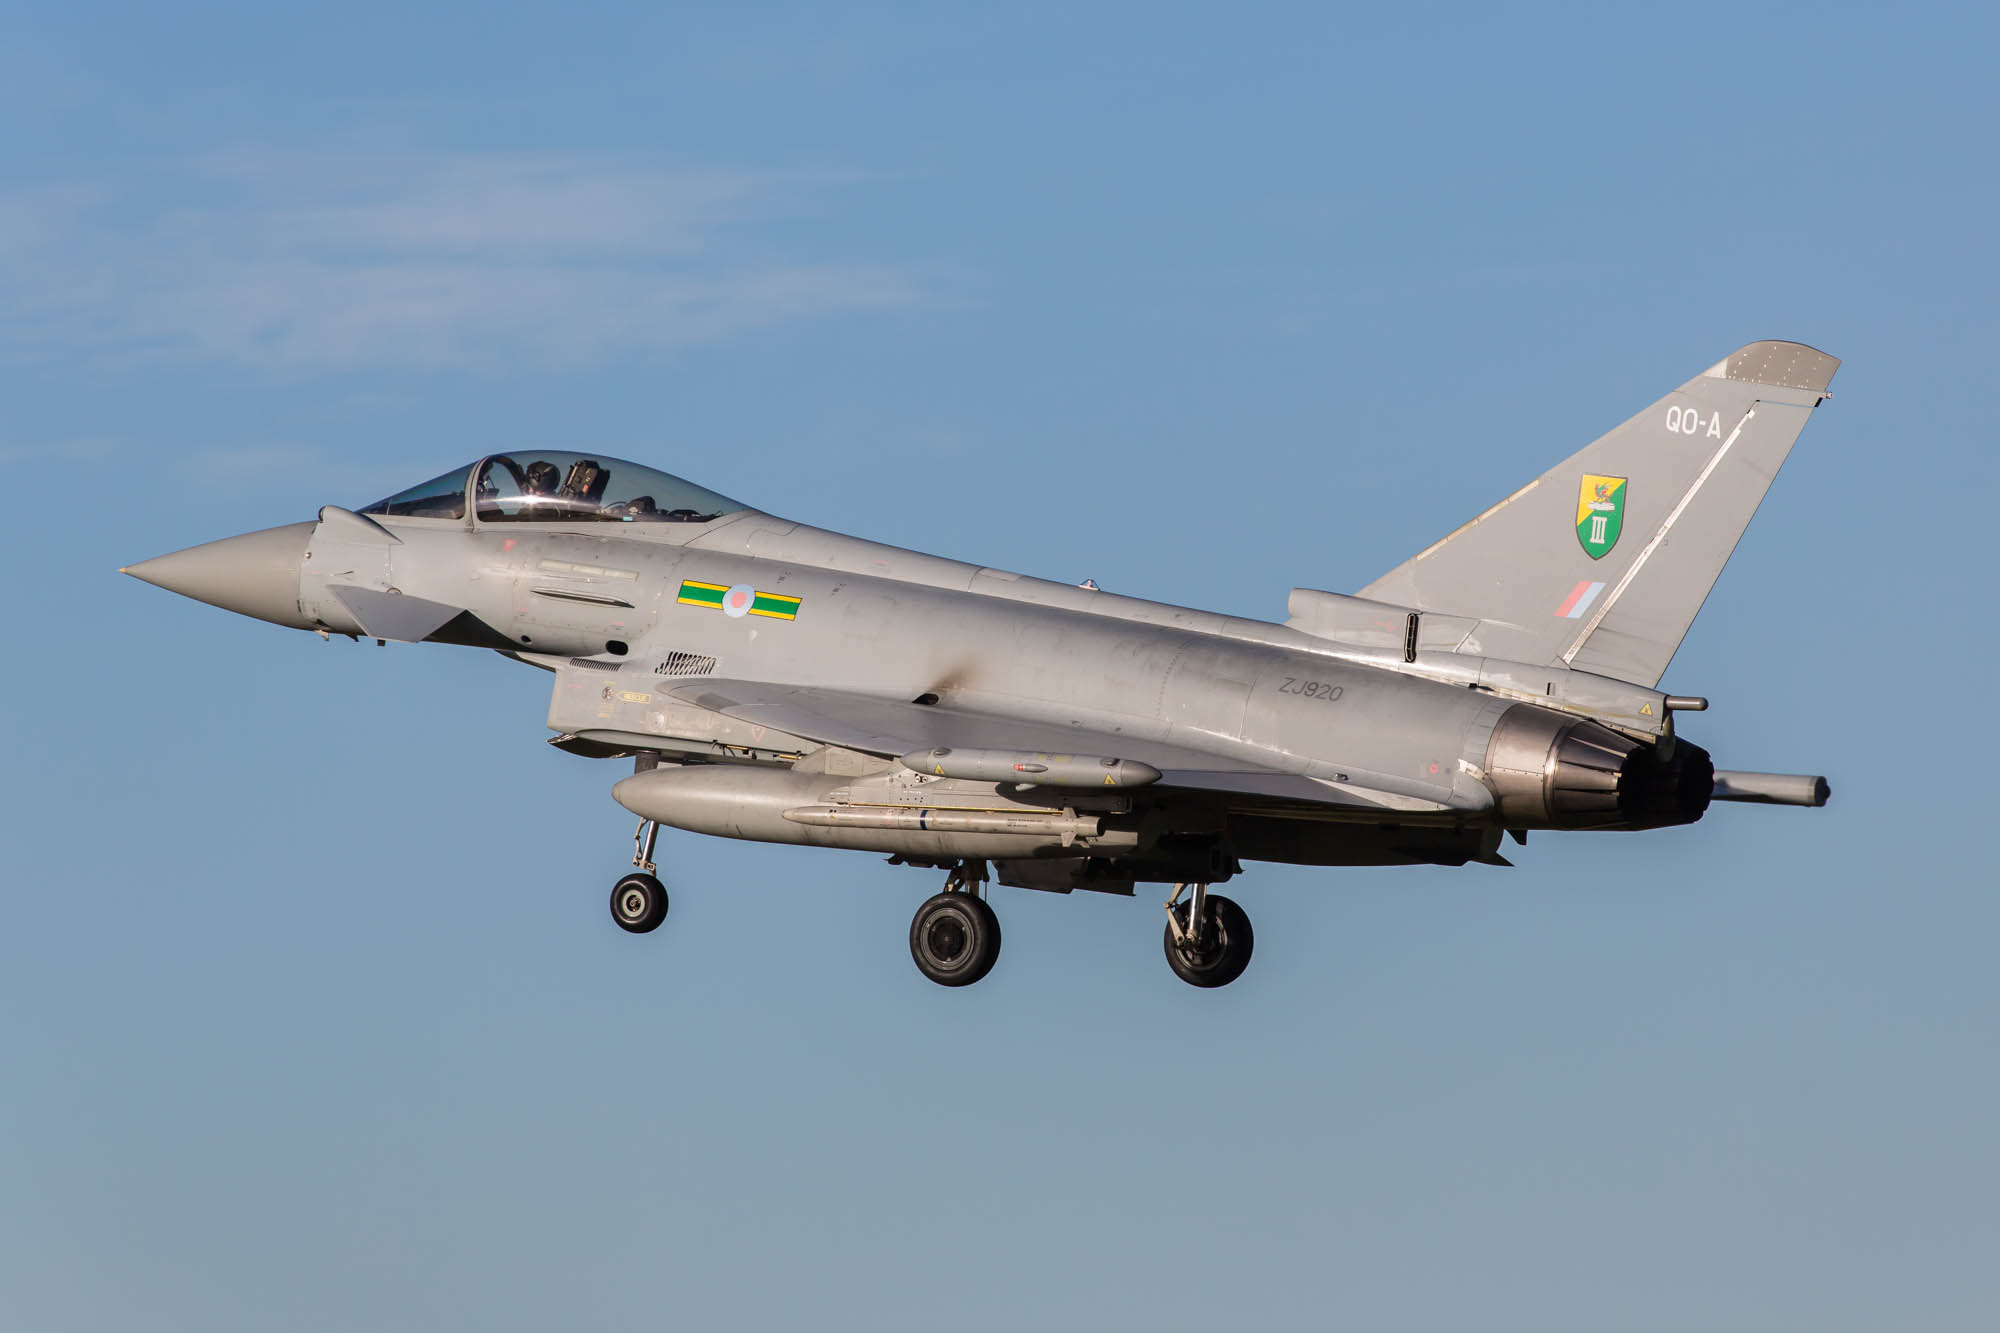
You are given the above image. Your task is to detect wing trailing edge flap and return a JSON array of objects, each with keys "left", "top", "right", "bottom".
[{"left": 661, "top": 679, "right": 1474, "bottom": 816}]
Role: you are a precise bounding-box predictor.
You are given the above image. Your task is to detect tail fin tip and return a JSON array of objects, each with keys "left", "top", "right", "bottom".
[{"left": 1704, "top": 340, "right": 1840, "bottom": 395}]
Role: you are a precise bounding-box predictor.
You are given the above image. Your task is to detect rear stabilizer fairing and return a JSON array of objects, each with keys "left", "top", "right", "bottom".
[{"left": 1283, "top": 586, "right": 1675, "bottom": 738}]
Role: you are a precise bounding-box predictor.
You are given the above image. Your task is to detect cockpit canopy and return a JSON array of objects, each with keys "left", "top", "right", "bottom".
[{"left": 361, "top": 452, "right": 745, "bottom": 526}]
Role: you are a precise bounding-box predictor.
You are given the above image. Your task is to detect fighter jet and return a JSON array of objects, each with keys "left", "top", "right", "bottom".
[{"left": 125, "top": 340, "right": 1836, "bottom": 988}]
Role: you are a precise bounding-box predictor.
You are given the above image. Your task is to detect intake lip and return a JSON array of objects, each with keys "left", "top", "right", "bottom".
[{"left": 122, "top": 521, "right": 316, "bottom": 631}]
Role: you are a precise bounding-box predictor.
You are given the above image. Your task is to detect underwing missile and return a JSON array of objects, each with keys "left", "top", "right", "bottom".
[{"left": 901, "top": 747, "right": 1162, "bottom": 788}]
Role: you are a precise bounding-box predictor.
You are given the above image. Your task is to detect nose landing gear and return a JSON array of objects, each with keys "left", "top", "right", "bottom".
[
  {"left": 1163, "top": 882, "right": 1253, "bottom": 988},
  {"left": 909, "top": 861, "right": 1001, "bottom": 987},
  {"left": 610, "top": 816, "right": 669, "bottom": 934}
]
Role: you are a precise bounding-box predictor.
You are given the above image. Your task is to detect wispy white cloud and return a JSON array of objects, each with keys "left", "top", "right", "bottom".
[{"left": 0, "top": 152, "right": 935, "bottom": 371}]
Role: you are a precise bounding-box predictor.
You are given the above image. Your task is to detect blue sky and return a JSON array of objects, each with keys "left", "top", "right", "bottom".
[{"left": 3, "top": 3, "right": 1996, "bottom": 1329}]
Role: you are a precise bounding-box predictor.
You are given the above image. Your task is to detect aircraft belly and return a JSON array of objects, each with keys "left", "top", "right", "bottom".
[{"left": 1226, "top": 816, "right": 1504, "bottom": 867}]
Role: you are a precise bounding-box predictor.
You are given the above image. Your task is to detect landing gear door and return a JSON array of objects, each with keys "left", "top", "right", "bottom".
[{"left": 300, "top": 505, "right": 398, "bottom": 634}]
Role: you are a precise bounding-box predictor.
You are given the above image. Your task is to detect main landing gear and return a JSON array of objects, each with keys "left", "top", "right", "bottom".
[
  {"left": 610, "top": 817, "right": 669, "bottom": 934},
  {"left": 909, "top": 861, "right": 1002, "bottom": 987},
  {"left": 608, "top": 827, "right": 1253, "bottom": 991},
  {"left": 1162, "top": 882, "right": 1254, "bottom": 988}
]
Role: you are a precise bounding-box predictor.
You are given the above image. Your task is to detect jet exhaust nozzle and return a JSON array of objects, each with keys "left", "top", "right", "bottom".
[{"left": 1483, "top": 703, "right": 1713, "bottom": 830}]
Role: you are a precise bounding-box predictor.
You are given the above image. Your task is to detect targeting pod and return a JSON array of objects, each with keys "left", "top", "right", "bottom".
[{"left": 902, "top": 747, "right": 1162, "bottom": 789}]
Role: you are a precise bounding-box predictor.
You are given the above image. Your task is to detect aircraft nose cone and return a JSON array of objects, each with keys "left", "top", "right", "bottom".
[{"left": 123, "top": 521, "right": 316, "bottom": 630}]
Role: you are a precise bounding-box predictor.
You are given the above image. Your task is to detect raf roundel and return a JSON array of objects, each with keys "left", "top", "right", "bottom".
[{"left": 722, "top": 585, "right": 755, "bottom": 618}]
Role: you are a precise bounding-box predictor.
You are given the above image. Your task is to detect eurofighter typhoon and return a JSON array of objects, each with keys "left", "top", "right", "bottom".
[{"left": 127, "top": 341, "right": 1836, "bottom": 988}]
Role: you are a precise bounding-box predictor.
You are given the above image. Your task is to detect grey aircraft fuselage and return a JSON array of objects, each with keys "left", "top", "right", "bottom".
[
  {"left": 126, "top": 340, "right": 1838, "bottom": 986},
  {"left": 361, "top": 515, "right": 1507, "bottom": 814}
]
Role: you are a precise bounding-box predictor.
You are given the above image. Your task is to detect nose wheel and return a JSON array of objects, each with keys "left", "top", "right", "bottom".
[
  {"left": 909, "top": 861, "right": 1001, "bottom": 986},
  {"left": 1163, "top": 883, "right": 1253, "bottom": 987},
  {"left": 611, "top": 871, "right": 669, "bottom": 933},
  {"left": 610, "top": 815, "right": 669, "bottom": 934}
]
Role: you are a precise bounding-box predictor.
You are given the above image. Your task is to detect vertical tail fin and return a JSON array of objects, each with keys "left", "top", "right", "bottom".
[{"left": 1359, "top": 341, "right": 1839, "bottom": 687}]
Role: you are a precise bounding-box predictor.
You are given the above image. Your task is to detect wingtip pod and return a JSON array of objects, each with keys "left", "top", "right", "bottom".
[{"left": 1703, "top": 341, "right": 1841, "bottom": 395}]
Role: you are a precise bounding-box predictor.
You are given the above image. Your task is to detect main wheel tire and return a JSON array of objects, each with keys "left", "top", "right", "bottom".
[
  {"left": 909, "top": 891, "right": 1002, "bottom": 987},
  {"left": 1163, "top": 893, "right": 1253, "bottom": 988},
  {"left": 610, "top": 872, "right": 669, "bottom": 934}
]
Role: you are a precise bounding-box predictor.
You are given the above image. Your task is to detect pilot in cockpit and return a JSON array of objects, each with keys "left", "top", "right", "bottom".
[
  {"left": 523, "top": 460, "right": 561, "bottom": 497},
  {"left": 608, "top": 495, "right": 660, "bottom": 520},
  {"left": 375, "top": 451, "right": 743, "bottom": 525}
]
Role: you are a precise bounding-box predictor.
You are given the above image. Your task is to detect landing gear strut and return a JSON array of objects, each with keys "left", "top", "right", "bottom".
[
  {"left": 1162, "top": 882, "right": 1253, "bottom": 988},
  {"left": 610, "top": 815, "right": 668, "bottom": 934},
  {"left": 909, "top": 861, "right": 1001, "bottom": 987}
]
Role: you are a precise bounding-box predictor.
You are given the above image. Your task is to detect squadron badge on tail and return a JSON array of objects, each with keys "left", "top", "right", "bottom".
[{"left": 1576, "top": 474, "right": 1627, "bottom": 559}]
